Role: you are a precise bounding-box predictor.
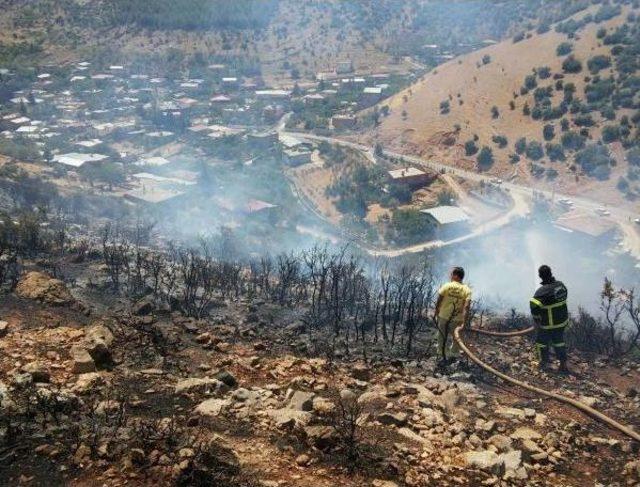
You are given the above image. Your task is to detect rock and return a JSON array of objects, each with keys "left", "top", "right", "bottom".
[
  {"left": 84, "top": 324, "right": 114, "bottom": 368},
  {"left": 521, "top": 439, "right": 543, "bottom": 456},
  {"left": 175, "top": 378, "right": 225, "bottom": 395},
  {"left": 495, "top": 406, "right": 525, "bottom": 419},
  {"left": 510, "top": 427, "right": 541, "bottom": 441},
  {"left": 378, "top": 412, "right": 408, "bottom": 427},
  {"left": 303, "top": 425, "right": 337, "bottom": 451},
  {"left": 16, "top": 271, "right": 74, "bottom": 306},
  {"left": 372, "top": 481, "right": 399, "bottom": 487},
  {"left": 312, "top": 396, "right": 336, "bottom": 415},
  {"left": 500, "top": 450, "right": 522, "bottom": 471},
  {"left": 295, "top": 453, "right": 311, "bottom": 466},
  {"left": 436, "top": 388, "right": 462, "bottom": 413},
  {"left": 339, "top": 388, "right": 358, "bottom": 402},
  {"left": 132, "top": 297, "right": 154, "bottom": 316},
  {"left": 72, "top": 372, "right": 104, "bottom": 393},
  {"left": 488, "top": 434, "right": 513, "bottom": 452},
  {"left": 95, "top": 400, "right": 120, "bottom": 416},
  {"left": 195, "top": 399, "right": 229, "bottom": 417},
  {"left": 475, "top": 419, "right": 496, "bottom": 433},
  {"left": 70, "top": 346, "right": 96, "bottom": 374},
  {"left": 286, "top": 390, "right": 315, "bottom": 412},
  {"left": 624, "top": 460, "right": 640, "bottom": 479},
  {"left": 0, "top": 320, "right": 8, "bottom": 337},
  {"left": 463, "top": 450, "right": 505, "bottom": 475},
  {"left": 351, "top": 365, "right": 370, "bottom": 381},
  {"left": 21, "top": 361, "right": 50, "bottom": 383},
  {"left": 215, "top": 370, "right": 237, "bottom": 388},
  {"left": 357, "top": 390, "right": 387, "bottom": 406},
  {"left": 0, "top": 381, "right": 14, "bottom": 411},
  {"left": 267, "top": 408, "right": 312, "bottom": 429}
]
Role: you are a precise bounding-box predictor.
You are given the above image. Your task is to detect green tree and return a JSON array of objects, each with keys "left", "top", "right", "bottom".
[{"left": 477, "top": 146, "right": 494, "bottom": 168}]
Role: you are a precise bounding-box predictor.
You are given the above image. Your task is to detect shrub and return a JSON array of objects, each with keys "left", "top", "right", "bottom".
[
  {"left": 545, "top": 143, "right": 565, "bottom": 161},
  {"left": 492, "top": 135, "right": 508, "bottom": 148},
  {"left": 513, "top": 32, "right": 525, "bottom": 43},
  {"left": 525, "top": 141, "right": 544, "bottom": 160},
  {"left": 491, "top": 106, "right": 500, "bottom": 119},
  {"left": 556, "top": 42, "right": 573, "bottom": 56},
  {"left": 440, "top": 100, "right": 450, "bottom": 114},
  {"left": 465, "top": 140, "right": 479, "bottom": 156},
  {"left": 561, "top": 131, "right": 586, "bottom": 151},
  {"left": 477, "top": 146, "right": 494, "bottom": 168},
  {"left": 627, "top": 147, "right": 640, "bottom": 166},
  {"left": 562, "top": 55, "right": 582, "bottom": 74},
  {"left": 587, "top": 55, "right": 611, "bottom": 74},
  {"left": 602, "top": 125, "right": 620, "bottom": 143},
  {"left": 524, "top": 74, "right": 537, "bottom": 90},
  {"left": 575, "top": 144, "right": 613, "bottom": 178},
  {"left": 537, "top": 66, "right": 551, "bottom": 79},
  {"left": 515, "top": 137, "right": 527, "bottom": 155},
  {"left": 543, "top": 124, "right": 555, "bottom": 141}
]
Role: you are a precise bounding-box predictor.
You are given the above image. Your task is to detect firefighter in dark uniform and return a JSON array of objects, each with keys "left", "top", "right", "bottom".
[{"left": 530, "top": 265, "right": 570, "bottom": 373}]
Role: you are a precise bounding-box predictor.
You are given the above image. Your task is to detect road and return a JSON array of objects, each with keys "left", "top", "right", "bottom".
[{"left": 278, "top": 128, "right": 640, "bottom": 258}]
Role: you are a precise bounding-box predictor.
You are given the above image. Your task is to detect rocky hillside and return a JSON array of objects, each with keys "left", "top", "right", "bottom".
[{"left": 1, "top": 259, "right": 639, "bottom": 486}]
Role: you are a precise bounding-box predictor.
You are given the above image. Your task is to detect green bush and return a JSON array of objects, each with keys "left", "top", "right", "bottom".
[
  {"left": 556, "top": 42, "right": 573, "bottom": 56},
  {"left": 562, "top": 55, "right": 582, "bottom": 74},
  {"left": 526, "top": 141, "right": 544, "bottom": 160},
  {"left": 477, "top": 146, "right": 494, "bottom": 169}
]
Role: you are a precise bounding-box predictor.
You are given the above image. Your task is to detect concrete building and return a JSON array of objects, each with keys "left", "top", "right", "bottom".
[
  {"left": 332, "top": 114, "right": 358, "bottom": 130},
  {"left": 283, "top": 149, "right": 312, "bottom": 167},
  {"left": 421, "top": 206, "right": 470, "bottom": 237},
  {"left": 388, "top": 167, "right": 433, "bottom": 189}
]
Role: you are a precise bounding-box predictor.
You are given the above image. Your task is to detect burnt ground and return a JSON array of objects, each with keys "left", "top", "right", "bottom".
[{"left": 0, "top": 265, "right": 639, "bottom": 487}]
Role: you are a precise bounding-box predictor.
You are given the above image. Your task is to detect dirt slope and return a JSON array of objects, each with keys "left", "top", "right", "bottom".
[{"left": 361, "top": 5, "right": 637, "bottom": 206}]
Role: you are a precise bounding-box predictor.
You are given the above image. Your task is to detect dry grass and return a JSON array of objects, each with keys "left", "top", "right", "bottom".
[{"left": 361, "top": 4, "right": 638, "bottom": 208}]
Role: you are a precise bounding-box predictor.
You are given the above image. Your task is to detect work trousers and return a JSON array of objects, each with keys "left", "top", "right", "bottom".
[
  {"left": 535, "top": 325, "right": 567, "bottom": 363},
  {"left": 437, "top": 317, "right": 461, "bottom": 359}
]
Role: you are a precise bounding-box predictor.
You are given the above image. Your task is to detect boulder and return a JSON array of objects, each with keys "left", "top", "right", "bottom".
[
  {"left": 488, "top": 434, "right": 513, "bottom": 452},
  {"left": 377, "top": 412, "right": 408, "bottom": 427},
  {"left": 267, "top": 408, "right": 312, "bottom": 429},
  {"left": 84, "top": 324, "right": 114, "bottom": 367},
  {"left": 195, "top": 399, "right": 229, "bottom": 417},
  {"left": 132, "top": 297, "right": 155, "bottom": 316},
  {"left": 510, "top": 427, "right": 542, "bottom": 441},
  {"left": 15, "top": 271, "right": 73, "bottom": 306},
  {"left": 70, "top": 346, "right": 96, "bottom": 374},
  {"left": 463, "top": 450, "right": 505, "bottom": 475},
  {"left": 303, "top": 425, "right": 338, "bottom": 451},
  {"left": 215, "top": 370, "right": 237, "bottom": 388},
  {"left": 72, "top": 372, "right": 104, "bottom": 393},
  {"left": 175, "top": 378, "right": 225, "bottom": 395},
  {"left": 21, "top": 361, "right": 50, "bottom": 383},
  {"left": 286, "top": 390, "right": 315, "bottom": 412}
]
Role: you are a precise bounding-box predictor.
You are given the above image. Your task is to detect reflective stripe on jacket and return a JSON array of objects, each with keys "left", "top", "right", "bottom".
[{"left": 530, "top": 280, "right": 568, "bottom": 329}]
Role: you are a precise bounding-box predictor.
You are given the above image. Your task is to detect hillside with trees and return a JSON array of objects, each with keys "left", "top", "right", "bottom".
[{"left": 363, "top": 0, "right": 640, "bottom": 207}]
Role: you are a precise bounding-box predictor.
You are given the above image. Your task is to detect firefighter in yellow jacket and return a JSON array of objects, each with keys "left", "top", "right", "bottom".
[
  {"left": 434, "top": 266, "right": 472, "bottom": 365},
  {"left": 530, "top": 265, "right": 570, "bottom": 373}
]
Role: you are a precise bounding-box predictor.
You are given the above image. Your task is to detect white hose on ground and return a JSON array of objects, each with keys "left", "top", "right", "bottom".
[{"left": 454, "top": 325, "right": 640, "bottom": 443}]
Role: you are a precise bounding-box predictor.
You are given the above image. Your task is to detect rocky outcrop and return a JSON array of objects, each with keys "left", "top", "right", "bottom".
[{"left": 15, "top": 271, "right": 73, "bottom": 306}]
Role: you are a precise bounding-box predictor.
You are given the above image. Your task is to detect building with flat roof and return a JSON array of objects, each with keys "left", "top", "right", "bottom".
[
  {"left": 388, "top": 167, "right": 434, "bottom": 189},
  {"left": 555, "top": 210, "right": 617, "bottom": 241},
  {"left": 421, "top": 205, "right": 470, "bottom": 237},
  {"left": 53, "top": 152, "right": 109, "bottom": 168}
]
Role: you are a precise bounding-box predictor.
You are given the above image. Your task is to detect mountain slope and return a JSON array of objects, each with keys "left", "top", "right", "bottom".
[{"left": 361, "top": 3, "right": 640, "bottom": 207}]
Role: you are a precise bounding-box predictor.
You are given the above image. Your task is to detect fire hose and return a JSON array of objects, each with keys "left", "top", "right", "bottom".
[{"left": 454, "top": 325, "right": 640, "bottom": 443}]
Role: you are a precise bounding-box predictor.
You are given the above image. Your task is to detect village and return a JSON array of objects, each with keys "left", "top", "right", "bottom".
[{"left": 0, "top": 55, "right": 512, "bottom": 251}]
